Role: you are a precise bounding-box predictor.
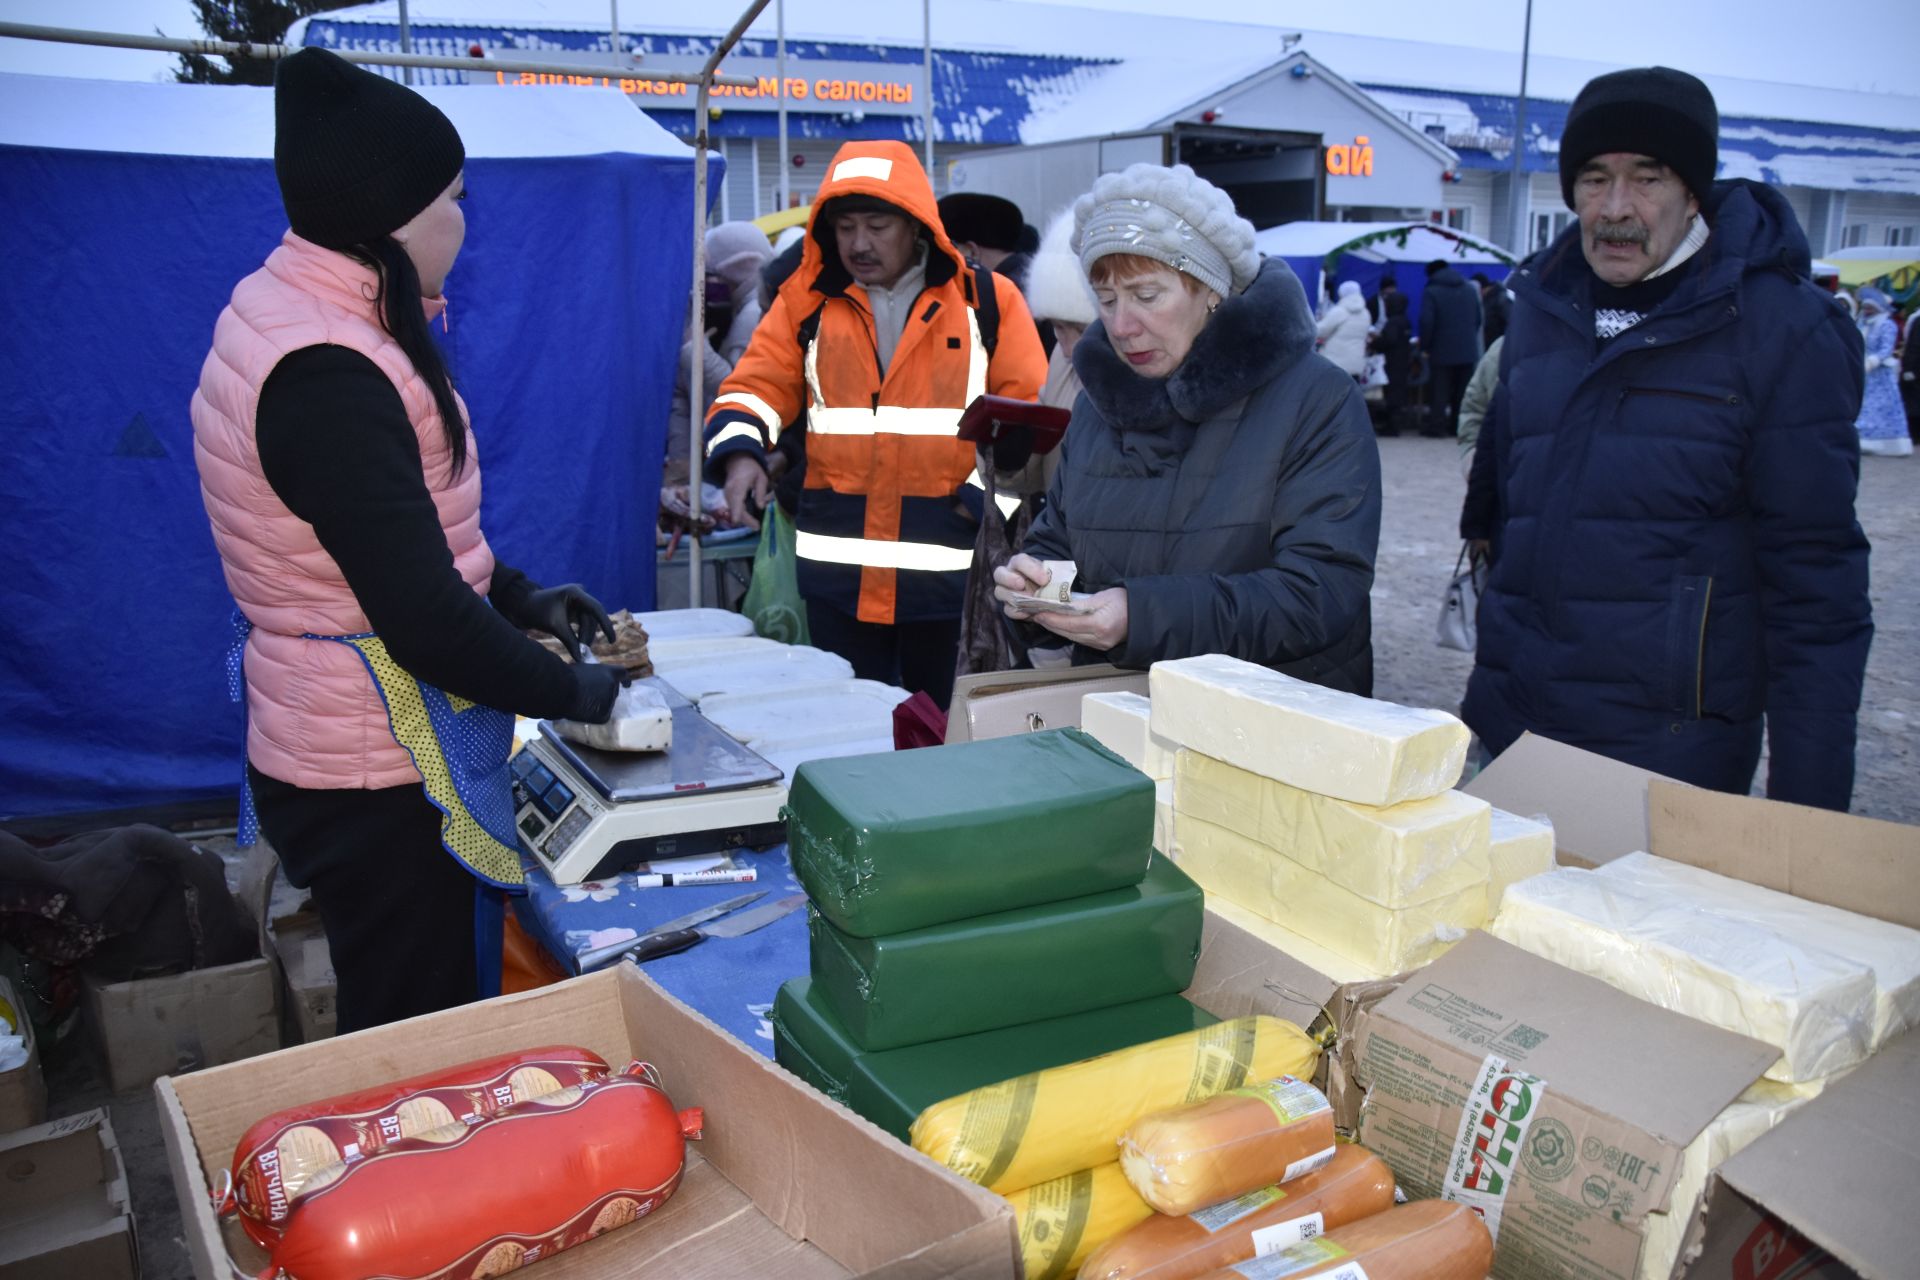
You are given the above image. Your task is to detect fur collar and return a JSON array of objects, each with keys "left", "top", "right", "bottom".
[{"left": 1073, "top": 257, "right": 1315, "bottom": 431}]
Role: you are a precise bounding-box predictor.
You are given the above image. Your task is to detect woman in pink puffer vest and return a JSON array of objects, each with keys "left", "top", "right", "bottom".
[{"left": 191, "top": 49, "right": 628, "bottom": 1032}]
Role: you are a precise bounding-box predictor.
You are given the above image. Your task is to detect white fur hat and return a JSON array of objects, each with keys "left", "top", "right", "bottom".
[
  {"left": 1025, "top": 209, "right": 1096, "bottom": 326},
  {"left": 1071, "top": 163, "right": 1259, "bottom": 296}
]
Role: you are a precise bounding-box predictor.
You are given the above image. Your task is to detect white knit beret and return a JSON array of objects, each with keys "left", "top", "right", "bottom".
[
  {"left": 1025, "top": 208, "right": 1097, "bottom": 326},
  {"left": 1071, "top": 163, "right": 1260, "bottom": 296}
]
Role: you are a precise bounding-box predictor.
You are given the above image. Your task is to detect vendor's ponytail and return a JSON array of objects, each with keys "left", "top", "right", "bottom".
[{"left": 345, "top": 236, "right": 469, "bottom": 480}]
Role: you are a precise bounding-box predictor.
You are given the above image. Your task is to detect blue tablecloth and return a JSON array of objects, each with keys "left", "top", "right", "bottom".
[{"left": 513, "top": 846, "right": 809, "bottom": 1058}]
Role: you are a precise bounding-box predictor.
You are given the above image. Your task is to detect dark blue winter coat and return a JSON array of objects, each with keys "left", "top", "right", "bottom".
[
  {"left": 1418, "top": 266, "right": 1484, "bottom": 367},
  {"left": 1463, "top": 180, "right": 1872, "bottom": 811}
]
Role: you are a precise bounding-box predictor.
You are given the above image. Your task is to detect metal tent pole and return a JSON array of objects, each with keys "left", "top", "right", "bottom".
[
  {"left": 688, "top": 0, "right": 776, "bottom": 608},
  {"left": 1505, "top": 0, "right": 1534, "bottom": 256},
  {"left": 397, "top": 0, "right": 412, "bottom": 84},
  {"left": 777, "top": 0, "right": 789, "bottom": 211},
  {"left": 922, "top": 0, "right": 935, "bottom": 176}
]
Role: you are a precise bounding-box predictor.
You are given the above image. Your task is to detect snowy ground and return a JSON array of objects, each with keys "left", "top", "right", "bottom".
[{"left": 36, "top": 432, "right": 1919, "bottom": 1280}]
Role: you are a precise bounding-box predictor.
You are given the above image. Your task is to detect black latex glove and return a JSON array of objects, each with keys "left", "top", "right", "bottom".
[
  {"left": 567, "top": 662, "right": 632, "bottom": 724},
  {"left": 519, "top": 583, "right": 617, "bottom": 661}
]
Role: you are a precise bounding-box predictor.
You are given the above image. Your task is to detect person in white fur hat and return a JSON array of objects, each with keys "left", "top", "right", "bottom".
[
  {"left": 992, "top": 164, "right": 1381, "bottom": 692},
  {"left": 1315, "top": 279, "right": 1372, "bottom": 380}
]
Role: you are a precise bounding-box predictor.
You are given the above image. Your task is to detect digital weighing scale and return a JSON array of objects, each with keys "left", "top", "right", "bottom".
[{"left": 511, "top": 677, "right": 788, "bottom": 884}]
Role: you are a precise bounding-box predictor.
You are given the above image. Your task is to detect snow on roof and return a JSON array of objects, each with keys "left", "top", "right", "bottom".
[
  {"left": 1256, "top": 221, "right": 1513, "bottom": 264},
  {"left": 0, "top": 70, "right": 694, "bottom": 158}
]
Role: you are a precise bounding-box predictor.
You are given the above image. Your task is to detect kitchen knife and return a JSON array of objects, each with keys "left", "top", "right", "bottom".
[
  {"left": 627, "top": 893, "right": 806, "bottom": 963},
  {"left": 575, "top": 890, "right": 767, "bottom": 970}
]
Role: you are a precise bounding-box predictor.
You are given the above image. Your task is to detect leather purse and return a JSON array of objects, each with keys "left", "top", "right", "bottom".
[{"left": 945, "top": 663, "right": 1149, "bottom": 744}]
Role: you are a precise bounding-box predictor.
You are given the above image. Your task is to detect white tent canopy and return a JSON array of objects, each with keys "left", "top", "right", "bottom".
[{"left": 1255, "top": 220, "right": 1514, "bottom": 265}]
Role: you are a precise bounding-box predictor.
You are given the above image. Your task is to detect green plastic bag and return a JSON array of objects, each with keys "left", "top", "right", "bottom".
[{"left": 741, "top": 504, "right": 810, "bottom": 645}]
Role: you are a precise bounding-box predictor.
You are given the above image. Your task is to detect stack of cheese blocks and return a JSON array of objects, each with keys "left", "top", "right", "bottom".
[
  {"left": 1490, "top": 852, "right": 1920, "bottom": 1280},
  {"left": 1106, "top": 654, "right": 1557, "bottom": 982}
]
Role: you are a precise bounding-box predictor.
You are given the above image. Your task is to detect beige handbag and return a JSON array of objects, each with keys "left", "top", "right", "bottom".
[{"left": 945, "top": 663, "right": 1149, "bottom": 744}]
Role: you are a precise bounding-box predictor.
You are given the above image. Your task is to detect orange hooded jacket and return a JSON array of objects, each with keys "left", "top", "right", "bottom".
[{"left": 704, "top": 140, "right": 1045, "bottom": 625}]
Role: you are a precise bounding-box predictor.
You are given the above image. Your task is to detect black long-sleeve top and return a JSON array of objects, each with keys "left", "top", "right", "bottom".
[{"left": 254, "top": 344, "right": 584, "bottom": 720}]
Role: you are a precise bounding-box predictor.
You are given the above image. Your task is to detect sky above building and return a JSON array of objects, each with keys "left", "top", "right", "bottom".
[{"left": 2, "top": 0, "right": 1917, "bottom": 105}]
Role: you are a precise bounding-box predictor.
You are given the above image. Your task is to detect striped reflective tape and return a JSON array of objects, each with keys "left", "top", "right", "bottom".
[
  {"left": 965, "top": 470, "right": 1024, "bottom": 518},
  {"left": 832, "top": 156, "right": 894, "bottom": 184},
  {"left": 713, "top": 391, "right": 783, "bottom": 431},
  {"left": 795, "top": 530, "right": 973, "bottom": 572},
  {"left": 707, "top": 420, "right": 766, "bottom": 452},
  {"left": 810, "top": 406, "right": 966, "bottom": 437}
]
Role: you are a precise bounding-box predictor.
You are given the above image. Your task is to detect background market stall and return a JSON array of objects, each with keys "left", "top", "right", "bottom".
[
  {"left": 1255, "top": 219, "right": 1516, "bottom": 332},
  {"left": 0, "top": 71, "right": 713, "bottom": 821}
]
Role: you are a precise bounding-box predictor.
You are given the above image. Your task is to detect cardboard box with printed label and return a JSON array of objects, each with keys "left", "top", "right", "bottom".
[
  {"left": 0, "top": 974, "right": 46, "bottom": 1132},
  {"left": 0, "top": 1108, "right": 138, "bottom": 1279},
  {"left": 156, "top": 965, "right": 1018, "bottom": 1280},
  {"left": 1353, "top": 931, "right": 1780, "bottom": 1280}
]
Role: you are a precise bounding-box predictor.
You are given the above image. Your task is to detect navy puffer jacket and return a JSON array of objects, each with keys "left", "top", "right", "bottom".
[
  {"left": 1419, "top": 266, "right": 1484, "bottom": 366},
  {"left": 1464, "top": 180, "right": 1872, "bottom": 810}
]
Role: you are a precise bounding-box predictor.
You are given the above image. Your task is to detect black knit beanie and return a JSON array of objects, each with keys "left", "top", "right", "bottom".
[
  {"left": 938, "top": 193, "right": 1026, "bottom": 252},
  {"left": 273, "top": 48, "right": 466, "bottom": 250},
  {"left": 1558, "top": 66, "right": 1718, "bottom": 209}
]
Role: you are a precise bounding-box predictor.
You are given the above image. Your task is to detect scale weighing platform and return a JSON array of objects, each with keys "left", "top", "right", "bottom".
[{"left": 511, "top": 677, "right": 788, "bottom": 884}]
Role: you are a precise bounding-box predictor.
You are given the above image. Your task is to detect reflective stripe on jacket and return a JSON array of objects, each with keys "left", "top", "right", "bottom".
[{"left": 704, "top": 140, "right": 1046, "bottom": 624}]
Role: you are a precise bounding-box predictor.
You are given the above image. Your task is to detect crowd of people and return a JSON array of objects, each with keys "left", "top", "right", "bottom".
[{"left": 193, "top": 51, "right": 1884, "bottom": 1030}]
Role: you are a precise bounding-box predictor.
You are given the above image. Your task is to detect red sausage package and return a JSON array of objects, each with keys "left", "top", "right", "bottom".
[
  {"left": 257, "top": 1064, "right": 703, "bottom": 1280},
  {"left": 224, "top": 1045, "right": 611, "bottom": 1246}
]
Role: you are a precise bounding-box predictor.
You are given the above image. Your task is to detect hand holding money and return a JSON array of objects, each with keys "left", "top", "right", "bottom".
[
  {"left": 993, "top": 556, "right": 1085, "bottom": 615},
  {"left": 1031, "top": 586, "right": 1129, "bottom": 652}
]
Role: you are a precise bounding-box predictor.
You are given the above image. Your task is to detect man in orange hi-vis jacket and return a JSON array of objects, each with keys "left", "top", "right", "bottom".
[{"left": 705, "top": 140, "right": 1046, "bottom": 708}]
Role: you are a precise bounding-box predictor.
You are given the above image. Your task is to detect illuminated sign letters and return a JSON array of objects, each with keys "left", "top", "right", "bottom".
[
  {"left": 465, "top": 52, "right": 923, "bottom": 115},
  {"left": 1326, "top": 135, "right": 1374, "bottom": 177}
]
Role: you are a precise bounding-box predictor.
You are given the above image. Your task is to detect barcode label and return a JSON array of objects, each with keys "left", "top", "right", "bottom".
[{"left": 1251, "top": 1211, "right": 1325, "bottom": 1254}]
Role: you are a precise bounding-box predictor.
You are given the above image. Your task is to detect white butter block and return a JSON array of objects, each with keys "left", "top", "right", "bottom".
[
  {"left": 1081, "top": 691, "right": 1176, "bottom": 781},
  {"left": 1205, "top": 896, "right": 1387, "bottom": 985},
  {"left": 1153, "top": 779, "right": 1175, "bottom": 857},
  {"left": 1487, "top": 807, "right": 1556, "bottom": 915},
  {"left": 1176, "top": 752, "right": 1491, "bottom": 908},
  {"left": 1174, "top": 816, "right": 1484, "bottom": 976},
  {"left": 1149, "top": 655, "right": 1467, "bottom": 805},
  {"left": 1637, "top": 1079, "right": 1821, "bottom": 1280},
  {"left": 1598, "top": 852, "right": 1920, "bottom": 1049},
  {"left": 553, "top": 684, "right": 672, "bottom": 753},
  {"left": 1491, "top": 869, "right": 1879, "bottom": 1082}
]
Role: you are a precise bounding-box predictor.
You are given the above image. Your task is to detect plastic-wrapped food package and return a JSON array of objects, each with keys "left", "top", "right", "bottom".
[
  {"left": 769, "top": 977, "right": 859, "bottom": 1105},
  {"left": 1596, "top": 851, "right": 1920, "bottom": 1047},
  {"left": 224, "top": 1046, "right": 610, "bottom": 1246},
  {"left": 1490, "top": 868, "right": 1877, "bottom": 1081},
  {"left": 911, "top": 1015, "right": 1322, "bottom": 1196},
  {"left": 1487, "top": 807, "right": 1555, "bottom": 915},
  {"left": 1175, "top": 752, "right": 1491, "bottom": 909},
  {"left": 1082, "top": 691, "right": 1177, "bottom": 781},
  {"left": 787, "top": 729, "right": 1155, "bottom": 937},
  {"left": 1149, "top": 656, "right": 1467, "bottom": 807},
  {"left": 1010, "top": 1161, "right": 1154, "bottom": 1280},
  {"left": 1080, "top": 1144, "right": 1397, "bottom": 1280},
  {"left": 261, "top": 1066, "right": 701, "bottom": 1280},
  {"left": 1186, "top": 1200, "right": 1493, "bottom": 1280},
  {"left": 807, "top": 855, "right": 1203, "bottom": 1050},
  {"left": 1175, "top": 816, "right": 1483, "bottom": 977},
  {"left": 552, "top": 680, "right": 672, "bottom": 753},
  {"left": 1118, "top": 1076, "right": 1336, "bottom": 1216},
  {"left": 849, "top": 995, "right": 1219, "bottom": 1142}
]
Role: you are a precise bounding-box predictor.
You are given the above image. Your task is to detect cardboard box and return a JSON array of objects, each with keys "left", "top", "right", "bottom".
[
  {"left": 0, "top": 975, "right": 46, "bottom": 1132},
  {"left": 1353, "top": 931, "right": 1779, "bottom": 1280},
  {"left": 1679, "top": 1026, "right": 1920, "bottom": 1280},
  {"left": 156, "top": 966, "right": 1018, "bottom": 1280},
  {"left": 267, "top": 899, "right": 336, "bottom": 1043},
  {"left": 0, "top": 1108, "right": 138, "bottom": 1279},
  {"left": 84, "top": 955, "right": 279, "bottom": 1094}
]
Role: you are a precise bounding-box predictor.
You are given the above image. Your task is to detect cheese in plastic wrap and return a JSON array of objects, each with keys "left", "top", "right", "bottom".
[
  {"left": 1490, "top": 868, "right": 1878, "bottom": 1081},
  {"left": 1148, "top": 655, "right": 1468, "bottom": 806},
  {"left": 786, "top": 729, "right": 1155, "bottom": 937},
  {"left": 1487, "top": 807, "right": 1556, "bottom": 915},
  {"left": 808, "top": 855, "right": 1204, "bottom": 1050},
  {"left": 910, "top": 1015, "right": 1321, "bottom": 1196},
  {"left": 848, "top": 995, "right": 1219, "bottom": 1142},
  {"left": 1174, "top": 816, "right": 1484, "bottom": 976},
  {"left": 1082, "top": 691, "right": 1176, "bottom": 781},
  {"left": 1634, "top": 1078, "right": 1823, "bottom": 1280},
  {"left": 1154, "top": 779, "right": 1175, "bottom": 857},
  {"left": 1011, "top": 1161, "right": 1154, "bottom": 1280},
  {"left": 769, "top": 976, "right": 857, "bottom": 1104},
  {"left": 1203, "top": 897, "right": 1388, "bottom": 984},
  {"left": 550, "top": 681, "right": 672, "bottom": 752},
  {"left": 1597, "top": 851, "right": 1920, "bottom": 1048},
  {"left": 1175, "top": 752, "right": 1491, "bottom": 908}
]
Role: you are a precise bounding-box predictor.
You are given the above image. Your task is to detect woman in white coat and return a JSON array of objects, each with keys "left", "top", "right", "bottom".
[{"left": 1315, "top": 279, "right": 1372, "bottom": 380}]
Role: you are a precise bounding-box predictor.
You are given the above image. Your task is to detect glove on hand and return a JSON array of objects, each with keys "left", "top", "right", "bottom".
[
  {"left": 519, "top": 583, "right": 617, "bottom": 661},
  {"left": 567, "top": 661, "right": 632, "bottom": 724}
]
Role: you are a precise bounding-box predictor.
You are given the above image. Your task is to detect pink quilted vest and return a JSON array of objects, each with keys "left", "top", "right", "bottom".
[{"left": 192, "top": 232, "right": 494, "bottom": 790}]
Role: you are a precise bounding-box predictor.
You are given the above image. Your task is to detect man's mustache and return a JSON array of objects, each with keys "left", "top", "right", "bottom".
[{"left": 1593, "top": 223, "right": 1650, "bottom": 247}]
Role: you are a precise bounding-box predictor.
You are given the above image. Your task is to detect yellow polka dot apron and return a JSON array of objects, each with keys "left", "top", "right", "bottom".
[{"left": 321, "top": 631, "right": 523, "bottom": 998}]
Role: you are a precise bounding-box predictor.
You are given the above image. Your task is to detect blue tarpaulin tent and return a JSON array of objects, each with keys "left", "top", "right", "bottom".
[
  {"left": 1255, "top": 221, "right": 1516, "bottom": 339},
  {"left": 0, "top": 73, "right": 716, "bottom": 819}
]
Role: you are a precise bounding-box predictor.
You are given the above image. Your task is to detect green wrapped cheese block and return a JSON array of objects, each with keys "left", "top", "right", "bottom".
[
  {"left": 770, "top": 977, "right": 854, "bottom": 1104},
  {"left": 810, "top": 855, "right": 1205, "bottom": 1050},
  {"left": 851, "top": 994, "right": 1220, "bottom": 1142},
  {"left": 786, "top": 729, "right": 1155, "bottom": 937}
]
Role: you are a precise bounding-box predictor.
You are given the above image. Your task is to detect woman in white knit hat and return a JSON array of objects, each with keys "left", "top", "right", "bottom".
[{"left": 992, "top": 164, "right": 1382, "bottom": 692}]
